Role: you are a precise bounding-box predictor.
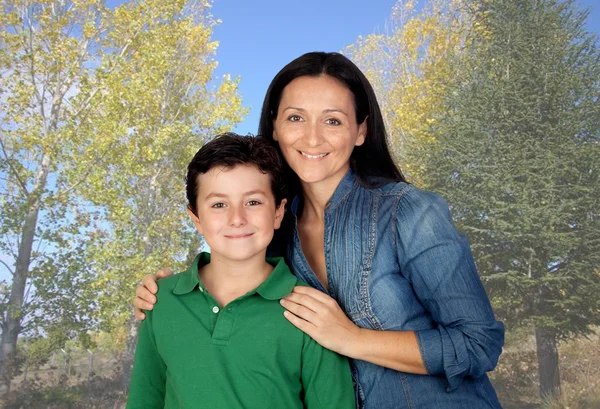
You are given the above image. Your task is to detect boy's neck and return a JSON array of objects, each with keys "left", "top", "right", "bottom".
[{"left": 199, "top": 251, "right": 273, "bottom": 307}]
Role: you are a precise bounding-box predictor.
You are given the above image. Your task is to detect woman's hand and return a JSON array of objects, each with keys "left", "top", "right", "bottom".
[
  {"left": 133, "top": 268, "right": 174, "bottom": 320},
  {"left": 281, "top": 286, "right": 427, "bottom": 374},
  {"left": 280, "top": 286, "right": 361, "bottom": 356}
]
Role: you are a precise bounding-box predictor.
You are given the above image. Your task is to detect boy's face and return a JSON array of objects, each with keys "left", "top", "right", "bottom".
[{"left": 188, "top": 164, "right": 286, "bottom": 263}]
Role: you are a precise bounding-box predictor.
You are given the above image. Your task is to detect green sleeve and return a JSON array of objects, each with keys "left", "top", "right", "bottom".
[
  {"left": 300, "top": 334, "right": 356, "bottom": 409},
  {"left": 126, "top": 310, "right": 167, "bottom": 409}
]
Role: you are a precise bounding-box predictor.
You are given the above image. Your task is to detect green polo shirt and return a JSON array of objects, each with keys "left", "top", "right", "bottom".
[{"left": 127, "top": 252, "right": 355, "bottom": 409}]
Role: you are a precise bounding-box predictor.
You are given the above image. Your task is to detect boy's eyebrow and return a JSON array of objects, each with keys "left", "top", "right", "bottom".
[
  {"left": 204, "top": 189, "right": 269, "bottom": 200},
  {"left": 204, "top": 192, "right": 228, "bottom": 199},
  {"left": 244, "top": 189, "right": 269, "bottom": 196}
]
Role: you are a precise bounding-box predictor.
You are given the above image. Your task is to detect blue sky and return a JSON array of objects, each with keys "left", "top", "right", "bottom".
[
  {"left": 210, "top": 0, "right": 600, "bottom": 135},
  {"left": 210, "top": 0, "right": 399, "bottom": 135}
]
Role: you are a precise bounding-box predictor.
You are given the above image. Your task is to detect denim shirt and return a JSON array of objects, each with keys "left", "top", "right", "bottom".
[{"left": 288, "top": 169, "right": 504, "bottom": 409}]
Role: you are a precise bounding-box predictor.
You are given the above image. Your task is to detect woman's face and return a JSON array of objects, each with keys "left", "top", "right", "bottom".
[{"left": 273, "top": 75, "right": 367, "bottom": 188}]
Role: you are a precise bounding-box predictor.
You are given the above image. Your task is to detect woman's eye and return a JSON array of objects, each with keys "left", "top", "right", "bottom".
[
  {"left": 288, "top": 115, "right": 302, "bottom": 122},
  {"left": 211, "top": 203, "right": 226, "bottom": 208},
  {"left": 247, "top": 200, "right": 261, "bottom": 206},
  {"left": 325, "top": 118, "right": 341, "bottom": 125}
]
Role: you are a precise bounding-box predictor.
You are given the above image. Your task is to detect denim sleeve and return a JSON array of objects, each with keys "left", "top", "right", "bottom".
[{"left": 395, "top": 187, "right": 504, "bottom": 391}]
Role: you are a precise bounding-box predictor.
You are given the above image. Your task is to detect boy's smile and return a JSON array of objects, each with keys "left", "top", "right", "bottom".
[{"left": 188, "top": 164, "right": 286, "bottom": 265}]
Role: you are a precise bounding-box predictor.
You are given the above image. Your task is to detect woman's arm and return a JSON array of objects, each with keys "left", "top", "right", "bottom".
[
  {"left": 392, "top": 188, "right": 504, "bottom": 388},
  {"left": 281, "top": 287, "right": 427, "bottom": 374}
]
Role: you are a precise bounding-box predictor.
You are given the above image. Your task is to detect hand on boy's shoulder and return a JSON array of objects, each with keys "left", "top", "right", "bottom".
[{"left": 154, "top": 271, "right": 184, "bottom": 292}]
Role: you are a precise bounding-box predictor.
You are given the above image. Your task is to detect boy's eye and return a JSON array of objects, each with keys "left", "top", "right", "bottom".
[
  {"left": 247, "top": 200, "right": 261, "bottom": 206},
  {"left": 212, "top": 203, "right": 226, "bottom": 208},
  {"left": 325, "top": 118, "right": 341, "bottom": 125},
  {"left": 288, "top": 115, "right": 302, "bottom": 122}
]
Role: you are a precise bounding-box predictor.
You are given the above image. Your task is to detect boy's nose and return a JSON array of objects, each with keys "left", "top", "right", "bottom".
[{"left": 229, "top": 207, "right": 247, "bottom": 227}]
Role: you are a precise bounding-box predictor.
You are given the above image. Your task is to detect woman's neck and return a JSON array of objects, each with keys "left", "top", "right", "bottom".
[{"left": 299, "top": 170, "right": 347, "bottom": 222}]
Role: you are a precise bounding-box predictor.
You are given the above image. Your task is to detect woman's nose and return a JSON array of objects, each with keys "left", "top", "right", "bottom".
[{"left": 305, "top": 123, "right": 325, "bottom": 147}]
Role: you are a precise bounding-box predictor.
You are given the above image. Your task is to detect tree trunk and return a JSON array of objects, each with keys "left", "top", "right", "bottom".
[
  {"left": 0, "top": 202, "right": 42, "bottom": 393},
  {"left": 120, "top": 232, "right": 150, "bottom": 389},
  {"left": 0, "top": 154, "right": 50, "bottom": 395},
  {"left": 119, "top": 316, "right": 140, "bottom": 389},
  {"left": 535, "top": 326, "right": 561, "bottom": 400}
]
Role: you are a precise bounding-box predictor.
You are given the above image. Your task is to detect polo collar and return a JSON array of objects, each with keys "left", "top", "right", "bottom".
[
  {"left": 172, "top": 252, "right": 296, "bottom": 300},
  {"left": 255, "top": 257, "right": 297, "bottom": 300},
  {"left": 172, "top": 252, "right": 208, "bottom": 295}
]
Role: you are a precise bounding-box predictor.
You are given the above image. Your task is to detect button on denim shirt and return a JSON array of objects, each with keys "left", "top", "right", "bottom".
[{"left": 288, "top": 169, "right": 504, "bottom": 409}]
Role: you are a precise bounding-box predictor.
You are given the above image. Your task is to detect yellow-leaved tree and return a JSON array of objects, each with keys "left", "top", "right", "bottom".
[
  {"left": 344, "top": 0, "right": 470, "bottom": 186},
  {"left": 0, "top": 0, "right": 245, "bottom": 392}
]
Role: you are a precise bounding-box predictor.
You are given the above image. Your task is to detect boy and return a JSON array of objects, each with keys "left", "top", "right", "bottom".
[{"left": 127, "top": 133, "right": 355, "bottom": 409}]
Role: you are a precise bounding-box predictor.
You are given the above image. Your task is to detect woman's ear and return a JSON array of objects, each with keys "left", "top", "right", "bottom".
[{"left": 355, "top": 117, "right": 368, "bottom": 147}]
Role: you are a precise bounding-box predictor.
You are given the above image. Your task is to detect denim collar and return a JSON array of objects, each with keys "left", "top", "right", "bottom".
[{"left": 290, "top": 168, "right": 358, "bottom": 216}]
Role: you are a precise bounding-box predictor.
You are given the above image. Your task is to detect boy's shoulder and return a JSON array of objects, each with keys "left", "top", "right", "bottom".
[
  {"left": 155, "top": 268, "right": 193, "bottom": 300},
  {"left": 156, "top": 272, "right": 183, "bottom": 289}
]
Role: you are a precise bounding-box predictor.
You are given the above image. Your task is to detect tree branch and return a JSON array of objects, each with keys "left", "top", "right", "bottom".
[
  {"left": 0, "top": 260, "right": 15, "bottom": 276},
  {"left": 0, "top": 135, "right": 29, "bottom": 195}
]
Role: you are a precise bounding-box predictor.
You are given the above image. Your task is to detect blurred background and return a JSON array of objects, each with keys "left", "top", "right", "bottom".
[{"left": 1, "top": 0, "right": 599, "bottom": 408}]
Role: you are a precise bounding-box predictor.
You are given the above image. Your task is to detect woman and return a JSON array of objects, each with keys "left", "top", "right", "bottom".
[{"left": 134, "top": 52, "right": 505, "bottom": 408}]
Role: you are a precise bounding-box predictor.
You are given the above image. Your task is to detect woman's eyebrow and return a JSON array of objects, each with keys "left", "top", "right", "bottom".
[
  {"left": 282, "top": 106, "right": 348, "bottom": 116},
  {"left": 282, "top": 106, "right": 305, "bottom": 112},
  {"left": 323, "top": 108, "right": 348, "bottom": 116}
]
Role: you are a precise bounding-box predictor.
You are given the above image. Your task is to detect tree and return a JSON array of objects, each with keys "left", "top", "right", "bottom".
[
  {"left": 344, "top": 0, "right": 471, "bottom": 184},
  {"left": 73, "top": 0, "right": 246, "bottom": 386},
  {"left": 0, "top": 0, "right": 113, "bottom": 390},
  {"left": 424, "top": 0, "right": 600, "bottom": 400},
  {"left": 0, "top": 0, "right": 245, "bottom": 392}
]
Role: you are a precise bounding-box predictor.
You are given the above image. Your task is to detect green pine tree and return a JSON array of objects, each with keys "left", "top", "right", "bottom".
[{"left": 426, "top": 0, "right": 600, "bottom": 399}]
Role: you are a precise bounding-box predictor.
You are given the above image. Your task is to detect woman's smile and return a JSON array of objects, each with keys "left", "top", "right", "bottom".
[{"left": 300, "top": 151, "right": 329, "bottom": 160}]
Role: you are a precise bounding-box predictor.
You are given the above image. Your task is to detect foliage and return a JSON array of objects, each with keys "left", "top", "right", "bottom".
[
  {"left": 422, "top": 0, "right": 600, "bottom": 398},
  {"left": 75, "top": 0, "right": 246, "bottom": 348},
  {"left": 0, "top": 0, "right": 246, "bottom": 389},
  {"left": 3, "top": 373, "right": 124, "bottom": 409},
  {"left": 344, "top": 0, "right": 471, "bottom": 183},
  {"left": 426, "top": 0, "right": 600, "bottom": 340}
]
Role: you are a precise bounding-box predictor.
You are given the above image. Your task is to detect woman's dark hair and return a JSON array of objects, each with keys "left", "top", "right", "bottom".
[
  {"left": 186, "top": 132, "right": 286, "bottom": 216},
  {"left": 258, "top": 51, "right": 405, "bottom": 195},
  {"left": 259, "top": 52, "right": 406, "bottom": 257}
]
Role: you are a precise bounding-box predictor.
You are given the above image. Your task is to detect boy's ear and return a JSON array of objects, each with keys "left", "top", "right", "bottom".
[
  {"left": 273, "top": 198, "right": 287, "bottom": 230},
  {"left": 187, "top": 207, "right": 204, "bottom": 235}
]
